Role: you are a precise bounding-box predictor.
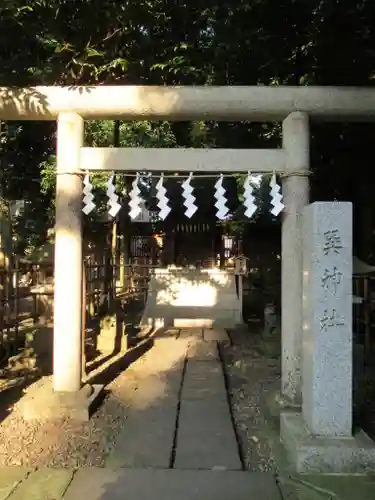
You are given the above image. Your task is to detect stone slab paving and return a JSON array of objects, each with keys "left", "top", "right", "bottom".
[
  {"left": 107, "top": 332, "right": 240, "bottom": 470},
  {"left": 187, "top": 341, "right": 220, "bottom": 360},
  {"left": 7, "top": 468, "right": 74, "bottom": 500},
  {"left": 175, "top": 354, "right": 241, "bottom": 470},
  {"left": 0, "top": 329, "right": 285, "bottom": 499},
  {"left": 106, "top": 374, "right": 184, "bottom": 468},
  {"left": 203, "top": 328, "right": 230, "bottom": 343},
  {"left": 0, "top": 468, "right": 31, "bottom": 500},
  {"left": 106, "top": 401, "right": 178, "bottom": 468},
  {"left": 63, "top": 468, "right": 282, "bottom": 500},
  {"left": 174, "top": 399, "right": 241, "bottom": 470},
  {"left": 181, "top": 359, "right": 227, "bottom": 402},
  {"left": 105, "top": 337, "right": 188, "bottom": 468},
  {"left": 179, "top": 327, "right": 203, "bottom": 339},
  {"left": 153, "top": 327, "right": 180, "bottom": 339},
  {"left": 183, "top": 358, "right": 224, "bottom": 382}
]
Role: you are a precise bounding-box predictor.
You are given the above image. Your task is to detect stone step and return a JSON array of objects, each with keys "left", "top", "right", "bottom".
[
  {"left": 174, "top": 400, "right": 241, "bottom": 470},
  {"left": 64, "top": 468, "right": 282, "bottom": 500}
]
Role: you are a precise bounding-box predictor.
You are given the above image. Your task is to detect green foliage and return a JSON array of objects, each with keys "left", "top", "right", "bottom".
[
  {"left": 1, "top": 0, "right": 375, "bottom": 255},
  {"left": 40, "top": 119, "right": 177, "bottom": 190},
  {"left": 36, "top": 119, "right": 179, "bottom": 238}
]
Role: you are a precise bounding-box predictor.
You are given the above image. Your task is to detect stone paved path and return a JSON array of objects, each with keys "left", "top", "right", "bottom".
[{"left": 0, "top": 327, "right": 283, "bottom": 499}]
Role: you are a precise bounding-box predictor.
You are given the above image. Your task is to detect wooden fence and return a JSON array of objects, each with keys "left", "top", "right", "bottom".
[{"left": 0, "top": 253, "right": 156, "bottom": 366}]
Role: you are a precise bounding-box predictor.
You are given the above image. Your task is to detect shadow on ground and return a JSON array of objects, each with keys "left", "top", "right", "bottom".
[
  {"left": 87, "top": 336, "right": 155, "bottom": 388},
  {"left": 85, "top": 295, "right": 147, "bottom": 372},
  {"left": 0, "top": 293, "right": 147, "bottom": 426},
  {"left": 0, "top": 323, "right": 52, "bottom": 424},
  {"left": 0, "top": 327, "right": 186, "bottom": 469}
]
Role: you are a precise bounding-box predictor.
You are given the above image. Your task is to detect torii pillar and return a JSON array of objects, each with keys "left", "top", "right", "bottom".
[
  {"left": 19, "top": 112, "right": 103, "bottom": 421},
  {"left": 53, "top": 112, "right": 84, "bottom": 393},
  {"left": 281, "top": 112, "right": 310, "bottom": 405}
]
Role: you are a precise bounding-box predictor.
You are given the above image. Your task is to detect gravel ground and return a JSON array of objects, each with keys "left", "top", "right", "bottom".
[
  {"left": 0, "top": 343, "right": 161, "bottom": 468},
  {"left": 0, "top": 337, "right": 187, "bottom": 468},
  {"left": 0, "top": 373, "right": 130, "bottom": 468},
  {"left": 222, "top": 328, "right": 280, "bottom": 473},
  {"left": 0, "top": 330, "right": 280, "bottom": 471}
]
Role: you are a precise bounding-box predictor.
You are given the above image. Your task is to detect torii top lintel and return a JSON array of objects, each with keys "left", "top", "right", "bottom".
[{"left": 0, "top": 85, "right": 375, "bottom": 122}]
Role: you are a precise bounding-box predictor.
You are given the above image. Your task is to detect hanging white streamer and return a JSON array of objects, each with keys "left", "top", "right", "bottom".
[
  {"left": 269, "top": 173, "right": 285, "bottom": 216},
  {"left": 214, "top": 174, "right": 229, "bottom": 220},
  {"left": 243, "top": 172, "right": 257, "bottom": 218},
  {"left": 181, "top": 172, "right": 197, "bottom": 218},
  {"left": 128, "top": 173, "right": 142, "bottom": 220},
  {"left": 155, "top": 173, "right": 171, "bottom": 220},
  {"left": 82, "top": 174, "right": 96, "bottom": 215},
  {"left": 106, "top": 175, "right": 122, "bottom": 218}
]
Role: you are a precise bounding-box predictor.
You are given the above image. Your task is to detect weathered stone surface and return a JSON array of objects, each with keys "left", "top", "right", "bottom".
[
  {"left": 64, "top": 468, "right": 282, "bottom": 500},
  {"left": 184, "top": 359, "right": 223, "bottom": 378},
  {"left": 153, "top": 328, "right": 180, "bottom": 339},
  {"left": 106, "top": 403, "right": 178, "bottom": 468},
  {"left": 141, "top": 269, "right": 242, "bottom": 329},
  {"left": 7, "top": 468, "right": 74, "bottom": 500},
  {"left": 182, "top": 359, "right": 227, "bottom": 402},
  {"left": 203, "top": 328, "right": 229, "bottom": 343},
  {"left": 179, "top": 327, "right": 203, "bottom": 339},
  {"left": 0, "top": 468, "right": 30, "bottom": 500},
  {"left": 187, "top": 341, "right": 220, "bottom": 361},
  {"left": 281, "top": 112, "right": 309, "bottom": 406},
  {"left": 281, "top": 203, "right": 375, "bottom": 473},
  {"left": 280, "top": 412, "right": 375, "bottom": 474},
  {"left": 302, "top": 202, "right": 353, "bottom": 437},
  {"left": 106, "top": 357, "right": 185, "bottom": 469},
  {"left": 291, "top": 473, "right": 375, "bottom": 500},
  {"left": 175, "top": 400, "right": 241, "bottom": 470},
  {"left": 18, "top": 381, "right": 104, "bottom": 421},
  {"left": 175, "top": 356, "right": 241, "bottom": 470}
]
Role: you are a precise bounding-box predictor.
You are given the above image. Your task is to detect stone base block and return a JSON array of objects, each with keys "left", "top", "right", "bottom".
[
  {"left": 19, "top": 383, "right": 104, "bottom": 421},
  {"left": 265, "top": 392, "right": 301, "bottom": 426},
  {"left": 275, "top": 392, "right": 301, "bottom": 411},
  {"left": 280, "top": 411, "right": 375, "bottom": 473},
  {"left": 142, "top": 316, "right": 239, "bottom": 329}
]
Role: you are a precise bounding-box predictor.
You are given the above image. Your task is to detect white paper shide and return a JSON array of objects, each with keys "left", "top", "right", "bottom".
[
  {"left": 243, "top": 173, "right": 257, "bottom": 219},
  {"left": 106, "top": 175, "right": 122, "bottom": 218},
  {"left": 181, "top": 172, "right": 198, "bottom": 218},
  {"left": 214, "top": 174, "right": 229, "bottom": 220},
  {"left": 269, "top": 173, "right": 284, "bottom": 216},
  {"left": 82, "top": 174, "right": 96, "bottom": 215},
  {"left": 155, "top": 174, "right": 171, "bottom": 220}
]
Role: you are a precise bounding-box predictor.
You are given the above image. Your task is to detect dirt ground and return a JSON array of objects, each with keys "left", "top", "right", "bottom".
[
  {"left": 0, "top": 326, "right": 280, "bottom": 471},
  {"left": 223, "top": 326, "right": 280, "bottom": 472}
]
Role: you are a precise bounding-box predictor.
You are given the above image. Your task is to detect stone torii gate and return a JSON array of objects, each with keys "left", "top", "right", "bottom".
[{"left": 1, "top": 86, "right": 375, "bottom": 468}]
